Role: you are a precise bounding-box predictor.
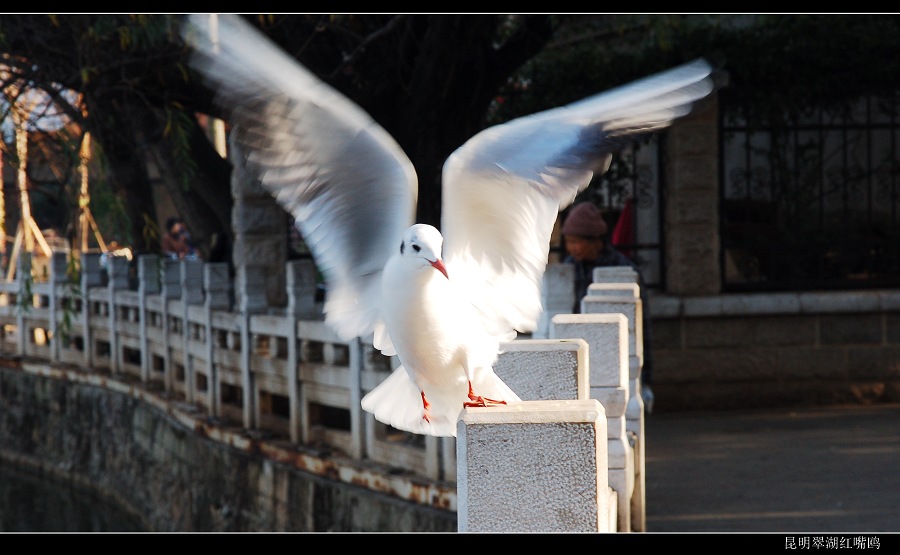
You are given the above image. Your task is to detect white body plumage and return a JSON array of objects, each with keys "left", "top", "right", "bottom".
[{"left": 362, "top": 224, "right": 520, "bottom": 437}]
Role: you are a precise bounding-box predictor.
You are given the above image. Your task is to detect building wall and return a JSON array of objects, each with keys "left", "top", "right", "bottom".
[
  {"left": 648, "top": 292, "right": 900, "bottom": 412},
  {"left": 645, "top": 94, "right": 900, "bottom": 411}
]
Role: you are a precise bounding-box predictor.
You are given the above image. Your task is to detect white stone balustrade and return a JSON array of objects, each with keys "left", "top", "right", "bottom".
[
  {"left": 584, "top": 270, "right": 648, "bottom": 533},
  {"left": 456, "top": 399, "right": 612, "bottom": 532},
  {"left": 493, "top": 338, "right": 589, "bottom": 401},
  {"left": 0, "top": 249, "right": 648, "bottom": 533},
  {"left": 549, "top": 312, "right": 633, "bottom": 532},
  {"left": 592, "top": 265, "right": 639, "bottom": 284},
  {"left": 533, "top": 263, "right": 575, "bottom": 339},
  {"left": 582, "top": 291, "right": 647, "bottom": 533}
]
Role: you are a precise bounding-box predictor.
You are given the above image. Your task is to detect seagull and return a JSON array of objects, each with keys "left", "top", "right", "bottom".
[{"left": 180, "top": 14, "right": 717, "bottom": 437}]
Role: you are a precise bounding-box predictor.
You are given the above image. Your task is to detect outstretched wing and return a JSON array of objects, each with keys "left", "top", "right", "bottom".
[
  {"left": 181, "top": 14, "right": 417, "bottom": 341},
  {"left": 441, "top": 58, "right": 716, "bottom": 336}
]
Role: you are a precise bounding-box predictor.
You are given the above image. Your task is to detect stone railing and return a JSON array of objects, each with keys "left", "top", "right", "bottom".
[{"left": 0, "top": 252, "right": 649, "bottom": 533}]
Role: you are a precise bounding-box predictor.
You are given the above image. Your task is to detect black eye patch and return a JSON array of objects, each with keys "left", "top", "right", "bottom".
[
  {"left": 412, "top": 244, "right": 421, "bottom": 253},
  {"left": 400, "top": 240, "right": 405, "bottom": 255}
]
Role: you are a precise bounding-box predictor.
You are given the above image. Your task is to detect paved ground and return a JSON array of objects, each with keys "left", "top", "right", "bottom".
[{"left": 643, "top": 402, "right": 900, "bottom": 533}]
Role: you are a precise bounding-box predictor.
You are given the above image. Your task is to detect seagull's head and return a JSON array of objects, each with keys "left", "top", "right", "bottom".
[{"left": 400, "top": 224, "right": 448, "bottom": 279}]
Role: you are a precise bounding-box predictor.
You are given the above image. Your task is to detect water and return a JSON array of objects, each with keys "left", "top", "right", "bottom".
[{"left": 0, "top": 463, "right": 147, "bottom": 532}]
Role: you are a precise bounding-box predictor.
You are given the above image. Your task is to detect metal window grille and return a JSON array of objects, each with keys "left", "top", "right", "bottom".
[
  {"left": 552, "top": 143, "right": 666, "bottom": 291},
  {"left": 720, "top": 95, "right": 900, "bottom": 291}
]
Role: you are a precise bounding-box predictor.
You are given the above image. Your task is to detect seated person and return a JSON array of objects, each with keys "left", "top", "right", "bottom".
[{"left": 161, "top": 217, "right": 197, "bottom": 260}]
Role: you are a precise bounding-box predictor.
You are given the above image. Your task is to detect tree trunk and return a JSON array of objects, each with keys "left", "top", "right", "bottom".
[
  {"left": 334, "top": 15, "right": 555, "bottom": 228},
  {"left": 146, "top": 109, "right": 233, "bottom": 260},
  {"left": 82, "top": 95, "right": 160, "bottom": 256},
  {"left": 82, "top": 95, "right": 232, "bottom": 259}
]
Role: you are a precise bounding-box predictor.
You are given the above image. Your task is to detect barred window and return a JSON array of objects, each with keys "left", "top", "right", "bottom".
[
  {"left": 720, "top": 95, "right": 900, "bottom": 291},
  {"left": 553, "top": 143, "right": 666, "bottom": 291}
]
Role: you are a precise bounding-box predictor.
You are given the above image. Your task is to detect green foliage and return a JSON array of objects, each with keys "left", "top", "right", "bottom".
[
  {"left": 142, "top": 212, "right": 161, "bottom": 254},
  {"left": 83, "top": 14, "right": 175, "bottom": 53},
  {"left": 487, "top": 14, "right": 900, "bottom": 216},
  {"left": 75, "top": 140, "right": 135, "bottom": 248},
  {"left": 5, "top": 14, "right": 900, "bottom": 269},
  {"left": 492, "top": 15, "right": 900, "bottom": 129},
  {"left": 163, "top": 104, "right": 199, "bottom": 191},
  {"left": 678, "top": 15, "right": 900, "bottom": 127},
  {"left": 488, "top": 15, "right": 715, "bottom": 124}
]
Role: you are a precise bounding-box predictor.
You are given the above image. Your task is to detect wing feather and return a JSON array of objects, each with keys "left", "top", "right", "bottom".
[
  {"left": 441, "top": 58, "right": 716, "bottom": 336},
  {"left": 181, "top": 14, "right": 417, "bottom": 340}
]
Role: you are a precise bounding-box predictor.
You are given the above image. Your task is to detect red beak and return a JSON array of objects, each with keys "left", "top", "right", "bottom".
[{"left": 430, "top": 259, "right": 449, "bottom": 279}]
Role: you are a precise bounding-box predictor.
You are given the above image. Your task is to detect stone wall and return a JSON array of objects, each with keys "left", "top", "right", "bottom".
[
  {"left": 0, "top": 360, "right": 456, "bottom": 532},
  {"left": 648, "top": 292, "right": 900, "bottom": 412}
]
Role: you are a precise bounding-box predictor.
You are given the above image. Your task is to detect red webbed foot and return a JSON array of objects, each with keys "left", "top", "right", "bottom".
[
  {"left": 421, "top": 391, "right": 432, "bottom": 422},
  {"left": 463, "top": 381, "right": 508, "bottom": 408}
]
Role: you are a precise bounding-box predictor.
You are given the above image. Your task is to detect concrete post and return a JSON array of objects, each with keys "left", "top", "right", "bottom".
[
  {"left": 581, "top": 292, "right": 647, "bottom": 533},
  {"left": 550, "top": 312, "right": 632, "bottom": 532},
  {"left": 48, "top": 252, "right": 68, "bottom": 362},
  {"left": 15, "top": 252, "right": 31, "bottom": 355},
  {"left": 587, "top": 282, "right": 641, "bottom": 298},
  {"left": 203, "top": 263, "right": 232, "bottom": 310},
  {"left": 348, "top": 336, "right": 364, "bottom": 460},
  {"left": 107, "top": 255, "right": 130, "bottom": 289},
  {"left": 107, "top": 256, "right": 130, "bottom": 374},
  {"left": 160, "top": 258, "right": 182, "bottom": 393},
  {"left": 137, "top": 255, "right": 161, "bottom": 296},
  {"left": 592, "top": 266, "right": 638, "bottom": 285},
  {"left": 137, "top": 255, "right": 160, "bottom": 384},
  {"left": 180, "top": 259, "right": 204, "bottom": 305},
  {"left": 180, "top": 259, "right": 204, "bottom": 403},
  {"left": 534, "top": 263, "right": 575, "bottom": 339},
  {"left": 493, "top": 338, "right": 589, "bottom": 401},
  {"left": 236, "top": 264, "right": 267, "bottom": 430},
  {"left": 161, "top": 259, "right": 182, "bottom": 298},
  {"left": 80, "top": 252, "right": 103, "bottom": 369},
  {"left": 204, "top": 262, "right": 231, "bottom": 416},
  {"left": 285, "top": 259, "right": 319, "bottom": 442},
  {"left": 551, "top": 313, "right": 628, "bottom": 389},
  {"left": 583, "top": 295, "right": 643, "bottom": 368},
  {"left": 285, "top": 259, "right": 319, "bottom": 319},
  {"left": 457, "top": 399, "right": 611, "bottom": 532}
]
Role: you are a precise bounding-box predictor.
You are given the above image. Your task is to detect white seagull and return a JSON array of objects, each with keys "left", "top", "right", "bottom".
[{"left": 181, "top": 14, "right": 717, "bottom": 437}]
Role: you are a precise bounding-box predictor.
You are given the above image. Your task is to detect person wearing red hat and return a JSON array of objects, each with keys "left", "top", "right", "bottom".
[
  {"left": 561, "top": 201, "right": 655, "bottom": 413},
  {"left": 561, "top": 202, "right": 637, "bottom": 301}
]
